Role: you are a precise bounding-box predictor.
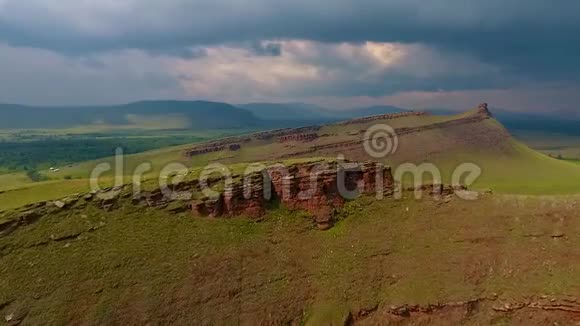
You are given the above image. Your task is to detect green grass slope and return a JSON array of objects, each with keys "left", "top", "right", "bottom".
[
  {"left": 376, "top": 116, "right": 580, "bottom": 194},
  {"left": 0, "top": 194, "right": 578, "bottom": 324}
]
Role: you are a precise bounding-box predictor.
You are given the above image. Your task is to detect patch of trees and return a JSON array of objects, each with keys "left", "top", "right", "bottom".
[
  {"left": 0, "top": 136, "right": 205, "bottom": 172},
  {"left": 25, "top": 169, "right": 48, "bottom": 182}
]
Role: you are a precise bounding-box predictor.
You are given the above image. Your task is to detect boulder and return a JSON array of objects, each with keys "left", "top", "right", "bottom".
[{"left": 54, "top": 201, "right": 66, "bottom": 209}]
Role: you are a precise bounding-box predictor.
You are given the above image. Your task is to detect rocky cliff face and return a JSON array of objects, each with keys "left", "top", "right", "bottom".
[
  {"left": 0, "top": 159, "right": 474, "bottom": 236},
  {"left": 477, "top": 102, "right": 492, "bottom": 117},
  {"left": 192, "top": 160, "right": 393, "bottom": 229}
]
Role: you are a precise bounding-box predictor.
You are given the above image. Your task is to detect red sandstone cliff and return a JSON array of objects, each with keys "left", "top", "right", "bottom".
[{"left": 192, "top": 161, "right": 393, "bottom": 229}]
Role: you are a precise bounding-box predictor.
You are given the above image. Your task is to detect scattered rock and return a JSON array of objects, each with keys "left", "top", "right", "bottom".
[
  {"left": 53, "top": 201, "right": 66, "bottom": 209},
  {"left": 355, "top": 304, "right": 379, "bottom": 318},
  {"left": 455, "top": 190, "right": 479, "bottom": 201},
  {"left": 165, "top": 201, "right": 189, "bottom": 213},
  {"left": 391, "top": 305, "right": 411, "bottom": 317},
  {"left": 524, "top": 232, "right": 546, "bottom": 238},
  {"left": 551, "top": 231, "right": 565, "bottom": 238},
  {"left": 317, "top": 222, "right": 332, "bottom": 231}
]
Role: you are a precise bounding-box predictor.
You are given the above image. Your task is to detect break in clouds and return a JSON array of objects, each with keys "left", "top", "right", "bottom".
[{"left": 1, "top": 0, "right": 580, "bottom": 111}]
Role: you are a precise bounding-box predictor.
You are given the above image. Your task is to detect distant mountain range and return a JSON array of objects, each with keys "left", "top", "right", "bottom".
[
  {"left": 0, "top": 101, "right": 258, "bottom": 130},
  {"left": 1, "top": 100, "right": 579, "bottom": 136},
  {"left": 0, "top": 101, "right": 409, "bottom": 130}
]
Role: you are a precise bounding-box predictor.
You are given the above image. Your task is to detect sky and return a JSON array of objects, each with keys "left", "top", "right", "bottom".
[{"left": 1, "top": 0, "right": 580, "bottom": 113}]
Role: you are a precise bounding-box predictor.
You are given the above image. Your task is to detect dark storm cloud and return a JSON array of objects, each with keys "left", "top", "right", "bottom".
[
  {"left": 0, "top": 2, "right": 575, "bottom": 42},
  {"left": 1, "top": 0, "right": 580, "bottom": 103},
  {"left": 2, "top": 0, "right": 580, "bottom": 82},
  {"left": 2, "top": 1, "right": 579, "bottom": 56}
]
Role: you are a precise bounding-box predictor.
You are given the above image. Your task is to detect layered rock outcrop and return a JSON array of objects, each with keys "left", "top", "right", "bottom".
[
  {"left": 192, "top": 160, "right": 394, "bottom": 229},
  {"left": 0, "top": 159, "right": 475, "bottom": 236},
  {"left": 278, "top": 133, "right": 319, "bottom": 143},
  {"left": 186, "top": 145, "right": 226, "bottom": 156},
  {"left": 337, "top": 111, "right": 427, "bottom": 126},
  {"left": 185, "top": 105, "right": 491, "bottom": 158},
  {"left": 477, "top": 102, "right": 492, "bottom": 117},
  {"left": 185, "top": 126, "right": 322, "bottom": 157},
  {"left": 279, "top": 105, "right": 496, "bottom": 159}
]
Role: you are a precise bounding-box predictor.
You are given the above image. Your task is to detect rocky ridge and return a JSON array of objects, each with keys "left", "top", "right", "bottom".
[
  {"left": 0, "top": 160, "right": 470, "bottom": 235},
  {"left": 184, "top": 110, "right": 430, "bottom": 157},
  {"left": 192, "top": 160, "right": 394, "bottom": 229},
  {"left": 281, "top": 104, "right": 495, "bottom": 159}
]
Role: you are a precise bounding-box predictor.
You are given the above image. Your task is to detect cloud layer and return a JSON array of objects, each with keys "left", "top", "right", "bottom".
[
  {"left": 173, "top": 41, "right": 509, "bottom": 100},
  {"left": 1, "top": 0, "right": 580, "bottom": 111}
]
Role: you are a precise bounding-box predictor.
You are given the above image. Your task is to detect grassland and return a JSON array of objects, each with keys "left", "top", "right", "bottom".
[
  {"left": 469, "top": 141, "right": 580, "bottom": 194},
  {"left": 377, "top": 116, "right": 580, "bottom": 195},
  {"left": 0, "top": 193, "right": 578, "bottom": 324},
  {"left": 0, "top": 117, "right": 185, "bottom": 141},
  {"left": 410, "top": 137, "right": 580, "bottom": 195},
  {"left": 0, "top": 127, "right": 258, "bottom": 210}
]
